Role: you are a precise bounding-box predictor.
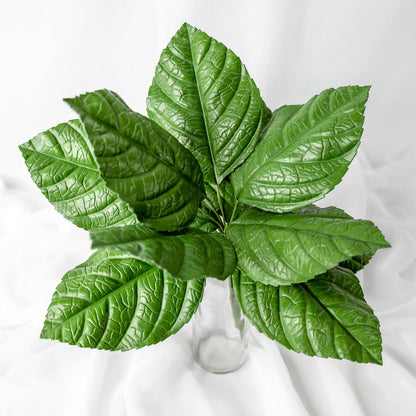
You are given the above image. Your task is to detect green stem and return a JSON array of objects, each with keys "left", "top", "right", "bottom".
[
  {"left": 228, "top": 275, "right": 245, "bottom": 338},
  {"left": 228, "top": 200, "right": 239, "bottom": 225},
  {"left": 205, "top": 195, "right": 224, "bottom": 226},
  {"left": 198, "top": 208, "right": 224, "bottom": 232},
  {"left": 216, "top": 184, "right": 226, "bottom": 226}
]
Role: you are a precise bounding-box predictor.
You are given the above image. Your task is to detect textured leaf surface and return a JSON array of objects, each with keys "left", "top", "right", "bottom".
[
  {"left": 41, "top": 250, "right": 204, "bottom": 350},
  {"left": 65, "top": 89, "right": 204, "bottom": 232},
  {"left": 261, "top": 100, "right": 272, "bottom": 132},
  {"left": 19, "top": 120, "right": 138, "bottom": 230},
  {"left": 190, "top": 210, "right": 218, "bottom": 232},
  {"left": 234, "top": 267, "right": 382, "bottom": 364},
  {"left": 147, "top": 22, "right": 263, "bottom": 184},
  {"left": 340, "top": 253, "right": 374, "bottom": 273},
  {"left": 90, "top": 224, "right": 237, "bottom": 281},
  {"left": 232, "top": 86, "right": 370, "bottom": 212},
  {"left": 226, "top": 206, "right": 390, "bottom": 286}
]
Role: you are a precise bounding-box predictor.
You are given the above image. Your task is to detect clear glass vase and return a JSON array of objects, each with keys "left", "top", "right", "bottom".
[{"left": 192, "top": 277, "right": 249, "bottom": 373}]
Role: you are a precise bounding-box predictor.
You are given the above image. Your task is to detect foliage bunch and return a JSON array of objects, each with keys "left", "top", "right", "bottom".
[{"left": 20, "top": 23, "right": 390, "bottom": 364}]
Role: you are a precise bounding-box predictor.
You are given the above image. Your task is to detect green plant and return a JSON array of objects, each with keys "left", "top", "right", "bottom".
[{"left": 20, "top": 22, "right": 390, "bottom": 364}]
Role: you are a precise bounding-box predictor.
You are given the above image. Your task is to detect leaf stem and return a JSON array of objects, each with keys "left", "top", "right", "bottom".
[
  {"left": 198, "top": 208, "right": 224, "bottom": 232},
  {"left": 205, "top": 194, "right": 224, "bottom": 225},
  {"left": 228, "top": 200, "right": 239, "bottom": 225},
  {"left": 216, "top": 184, "right": 226, "bottom": 227},
  {"left": 228, "top": 274, "right": 245, "bottom": 338}
]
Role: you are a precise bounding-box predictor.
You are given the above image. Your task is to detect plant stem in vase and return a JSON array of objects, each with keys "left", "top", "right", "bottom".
[{"left": 192, "top": 277, "right": 248, "bottom": 373}]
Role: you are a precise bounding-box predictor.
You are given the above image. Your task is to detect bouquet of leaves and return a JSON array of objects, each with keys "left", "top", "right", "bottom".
[{"left": 20, "top": 23, "right": 390, "bottom": 364}]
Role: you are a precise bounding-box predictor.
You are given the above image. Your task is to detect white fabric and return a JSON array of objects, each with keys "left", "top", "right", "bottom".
[{"left": 1, "top": 1, "right": 415, "bottom": 415}]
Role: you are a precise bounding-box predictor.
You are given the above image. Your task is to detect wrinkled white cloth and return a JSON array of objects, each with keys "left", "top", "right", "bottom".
[{"left": 1, "top": 1, "right": 416, "bottom": 415}]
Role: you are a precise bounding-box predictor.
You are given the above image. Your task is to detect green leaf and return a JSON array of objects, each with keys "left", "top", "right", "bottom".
[
  {"left": 204, "top": 181, "right": 248, "bottom": 223},
  {"left": 261, "top": 100, "right": 273, "bottom": 132},
  {"left": 206, "top": 182, "right": 235, "bottom": 210},
  {"left": 232, "top": 86, "right": 370, "bottom": 212},
  {"left": 234, "top": 267, "right": 382, "bottom": 364},
  {"left": 147, "top": 22, "right": 263, "bottom": 184},
  {"left": 226, "top": 206, "right": 390, "bottom": 286},
  {"left": 190, "top": 209, "right": 218, "bottom": 233},
  {"left": 339, "top": 253, "right": 374, "bottom": 273},
  {"left": 204, "top": 181, "right": 234, "bottom": 222},
  {"left": 19, "top": 120, "right": 138, "bottom": 230},
  {"left": 90, "top": 224, "right": 237, "bottom": 281},
  {"left": 65, "top": 89, "right": 205, "bottom": 232},
  {"left": 41, "top": 250, "right": 204, "bottom": 350}
]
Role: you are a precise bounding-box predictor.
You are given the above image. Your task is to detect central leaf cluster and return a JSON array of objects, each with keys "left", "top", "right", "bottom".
[{"left": 19, "top": 22, "right": 390, "bottom": 364}]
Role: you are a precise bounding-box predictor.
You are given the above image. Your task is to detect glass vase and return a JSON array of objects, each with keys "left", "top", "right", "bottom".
[{"left": 192, "top": 277, "right": 249, "bottom": 373}]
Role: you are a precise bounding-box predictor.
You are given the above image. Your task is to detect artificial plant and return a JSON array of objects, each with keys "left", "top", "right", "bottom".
[{"left": 20, "top": 23, "right": 390, "bottom": 364}]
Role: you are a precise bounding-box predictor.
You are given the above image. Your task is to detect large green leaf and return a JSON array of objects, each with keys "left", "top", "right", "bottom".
[
  {"left": 233, "top": 267, "right": 382, "bottom": 364},
  {"left": 90, "top": 224, "right": 237, "bottom": 281},
  {"left": 232, "top": 86, "right": 370, "bottom": 212},
  {"left": 226, "top": 206, "right": 390, "bottom": 286},
  {"left": 147, "top": 22, "right": 263, "bottom": 184},
  {"left": 41, "top": 250, "right": 204, "bottom": 350},
  {"left": 19, "top": 120, "right": 138, "bottom": 230},
  {"left": 65, "top": 89, "right": 204, "bottom": 232}
]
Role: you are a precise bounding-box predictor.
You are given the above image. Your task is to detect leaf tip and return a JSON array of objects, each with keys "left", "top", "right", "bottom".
[
  {"left": 39, "top": 323, "right": 51, "bottom": 340},
  {"left": 18, "top": 141, "right": 29, "bottom": 153},
  {"left": 63, "top": 96, "right": 80, "bottom": 112},
  {"left": 182, "top": 21, "right": 194, "bottom": 30},
  {"left": 354, "top": 85, "right": 371, "bottom": 104},
  {"left": 378, "top": 230, "right": 391, "bottom": 249},
  {"left": 64, "top": 98, "right": 86, "bottom": 122},
  {"left": 180, "top": 21, "right": 198, "bottom": 38},
  {"left": 367, "top": 348, "right": 383, "bottom": 365},
  {"left": 362, "top": 85, "right": 371, "bottom": 98}
]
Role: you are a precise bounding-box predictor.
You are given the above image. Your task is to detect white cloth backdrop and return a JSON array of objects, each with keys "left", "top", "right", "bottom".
[{"left": 1, "top": 1, "right": 415, "bottom": 415}]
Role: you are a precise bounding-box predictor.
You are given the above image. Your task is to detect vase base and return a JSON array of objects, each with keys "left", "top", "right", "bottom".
[{"left": 193, "top": 334, "right": 247, "bottom": 374}]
